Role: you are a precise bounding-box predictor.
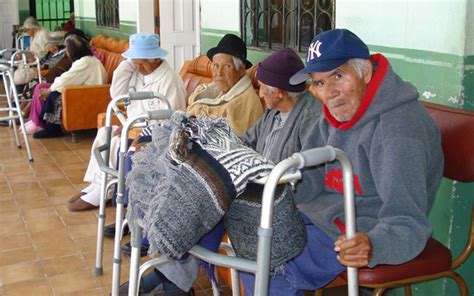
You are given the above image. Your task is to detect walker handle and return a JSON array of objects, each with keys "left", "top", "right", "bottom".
[
  {"left": 128, "top": 91, "right": 155, "bottom": 100},
  {"left": 292, "top": 146, "right": 337, "bottom": 169}
]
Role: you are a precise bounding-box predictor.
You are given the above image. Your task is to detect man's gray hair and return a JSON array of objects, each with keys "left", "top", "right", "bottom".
[
  {"left": 266, "top": 84, "right": 301, "bottom": 98},
  {"left": 23, "top": 16, "right": 41, "bottom": 30},
  {"left": 232, "top": 56, "right": 243, "bottom": 70},
  {"left": 347, "top": 58, "right": 370, "bottom": 78}
]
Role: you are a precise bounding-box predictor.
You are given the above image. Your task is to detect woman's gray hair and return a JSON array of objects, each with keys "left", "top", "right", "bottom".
[
  {"left": 347, "top": 58, "right": 370, "bottom": 78},
  {"left": 23, "top": 16, "right": 41, "bottom": 30},
  {"left": 232, "top": 56, "right": 243, "bottom": 70}
]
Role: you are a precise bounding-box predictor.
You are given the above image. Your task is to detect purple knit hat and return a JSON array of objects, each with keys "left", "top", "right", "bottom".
[{"left": 256, "top": 48, "right": 306, "bottom": 93}]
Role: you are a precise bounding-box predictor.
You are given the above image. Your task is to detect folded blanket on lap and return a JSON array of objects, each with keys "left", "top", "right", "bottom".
[{"left": 127, "top": 111, "right": 274, "bottom": 258}]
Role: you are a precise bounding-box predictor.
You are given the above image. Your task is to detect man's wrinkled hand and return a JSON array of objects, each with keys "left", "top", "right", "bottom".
[{"left": 334, "top": 232, "right": 372, "bottom": 268}]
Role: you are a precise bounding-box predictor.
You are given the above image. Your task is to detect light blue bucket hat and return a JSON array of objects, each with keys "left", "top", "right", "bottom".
[{"left": 122, "top": 33, "right": 168, "bottom": 59}]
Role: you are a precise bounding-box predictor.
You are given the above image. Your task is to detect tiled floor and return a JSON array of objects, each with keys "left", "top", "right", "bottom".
[{"left": 0, "top": 123, "right": 228, "bottom": 295}]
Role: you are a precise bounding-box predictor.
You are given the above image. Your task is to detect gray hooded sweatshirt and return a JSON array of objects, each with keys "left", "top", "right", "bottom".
[{"left": 297, "top": 54, "right": 444, "bottom": 267}]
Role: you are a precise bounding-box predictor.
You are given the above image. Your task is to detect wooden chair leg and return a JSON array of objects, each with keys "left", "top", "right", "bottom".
[
  {"left": 404, "top": 285, "right": 412, "bottom": 296},
  {"left": 446, "top": 272, "right": 468, "bottom": 296}
]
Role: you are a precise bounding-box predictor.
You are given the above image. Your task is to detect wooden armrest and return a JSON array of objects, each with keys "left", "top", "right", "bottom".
[{"left": 61, "top": 84, "right": 111, "bottom": 131}]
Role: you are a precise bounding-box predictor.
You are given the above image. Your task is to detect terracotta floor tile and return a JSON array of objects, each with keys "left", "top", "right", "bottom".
[
  {"left": 13, "top": 188, "right": 46, "bottom": 200},
  {"left": 0, "top": 200, "right": 19, "bottom": 214},
  {"left": 0, "top": 212, "right": 22, "bottom": 225},
  {"left": 49, "top": 270, "right": 99, "bottom": 294},
  {"left": 61, "top": 211, "right": 98, "bottom": 226},
  {"left": 0, "top": 260, "right": 45, "bottom": 285},
  {"left": 25, "top": 214, "right": 65, "bottom": 233},
  {"left": 5, "top": 172, "right": 37, "bottom": 184},
  {"left": 0, "top": 193, "right": 15, "bottom": 202},
  {"left": 60, "top": 287, "right": 107, "bottom": 296},
  {"left": 36, "top": 241, "right": 80, "bottom": 260},
  {"left": 42, "top": 254, "right": 88, "bottom": 277},
  {"left": 30, "top": 227, "right": 72, "bottom": 245},
  {"left": 67, "top": 223, "right": 99, "bottom": 241},
  {"left": 2, "top": 278, "right": 53, "bottom": 296},
  {"left": 10, "top": 182, "right": 43, "bottom": 194},
  {"left": 31, "top": 228, "right": 79, "bottom": 260},
  {"left": 75, "top": 234, "right": 114, "bottom": 255},
  {"left": 0, "top": 185, "right": 13, "bottom": 196},
  {"left": 36, "top": 170, "right": 68, "bottom": 181},
  {"left": 16, "top": 196, "right": 52, "bottom": 210},
  {"left": 40, "top": 178, "right": 73, "bottom": 188},
  {"left": 21, "top": 206, "right": 58, "bottom": 220},
  {"left": 0, "top": 221, "right": 26, "bottom": 237},
  {"left": 45, "top": 184, "right": 77, "bottom": 197},
  {"left": 0, "top": 247, "right": 37, "bottom": 267},
  {"left": 0, "top": 233, "right": 32, "bottom": 252}
]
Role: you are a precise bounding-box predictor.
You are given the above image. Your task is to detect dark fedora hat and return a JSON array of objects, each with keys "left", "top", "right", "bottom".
[{"left": 207, "top": 34, "right": 252, "bottom": 69}]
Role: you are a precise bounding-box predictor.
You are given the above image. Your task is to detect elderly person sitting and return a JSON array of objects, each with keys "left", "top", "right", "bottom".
[
  {"left": 22, "top": 16, "right": 50, "bottom": 60},
  {"left": 117, "top": 48, "right": 321, "bottom": 295},
  {"left": 186, "top": 33, "right": 263, "bottom": 136},
  {"left": 68, "top": 32, "right": 186, "bottom": 212},
  {"left": 101, "top": 33, "right": 264, "bottom": 242},
  {"left": 238, "top": 28, "right": 444, "bottom": 295},
  {"left": 32, "top": 34, "right": 107, "bottom": 138}
]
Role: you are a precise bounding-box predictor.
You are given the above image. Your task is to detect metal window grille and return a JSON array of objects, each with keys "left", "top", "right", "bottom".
[
  {"left": 96, "top": 0, "right": 120, "bottom": 29},
  {"left": 32, "top": 0, "right": 74, "bottom": 31},
  {"left": 241, "top": 0, "right": 335, "bottom": 53}
]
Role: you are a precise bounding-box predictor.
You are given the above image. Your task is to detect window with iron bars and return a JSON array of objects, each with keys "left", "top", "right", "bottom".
[
  {"left": 96, "top": 0, "right": 120, "bottom": 29},
  {"left": 241, "top": 0, "right": 335, "bottom": 53}
]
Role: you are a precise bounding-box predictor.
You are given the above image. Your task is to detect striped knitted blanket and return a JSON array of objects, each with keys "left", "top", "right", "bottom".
[{"left": 126, "top": 111, "right": 274, "bottom": 258}]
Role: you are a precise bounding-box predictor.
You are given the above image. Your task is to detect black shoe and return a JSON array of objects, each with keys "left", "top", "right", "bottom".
[
  {"left": 122, "top": 242, "right": 149, "bottom": 257},
  {"left": 33, "top": 124, "right": 63, "bottom": 139},
  {"left": 103, "top": 223, "right": 130, "bottom": 239}
]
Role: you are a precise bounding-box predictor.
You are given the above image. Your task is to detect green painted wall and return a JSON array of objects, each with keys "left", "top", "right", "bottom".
[
  {"left": 76, "top": 17, "right": 135, "bottom": 40},
  {"left": 18, "top": 0, "right": 29, "bottom": 23},
  {"left": 74, "top": 0, "right": 137, "bottom": 40}
]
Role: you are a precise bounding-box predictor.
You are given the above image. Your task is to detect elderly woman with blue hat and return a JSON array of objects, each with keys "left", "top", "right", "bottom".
[{"left": 69, "top": 32, "right": 186, "bottom": 211}]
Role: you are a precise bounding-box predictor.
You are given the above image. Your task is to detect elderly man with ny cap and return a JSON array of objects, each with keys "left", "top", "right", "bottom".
[
  {"left": 69, "top": 32, "right": 186, "bottom": 211},
  {"left": 240, "top": 28, "right": 444, "bottom": 295}
]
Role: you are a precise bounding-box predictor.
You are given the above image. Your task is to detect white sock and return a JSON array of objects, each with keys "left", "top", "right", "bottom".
[
  {"left": 80, "top": 185, "right": 101, "bottom": 206},
  {"left": 81, "top": 182, "right": 96, "bottom": 194}
]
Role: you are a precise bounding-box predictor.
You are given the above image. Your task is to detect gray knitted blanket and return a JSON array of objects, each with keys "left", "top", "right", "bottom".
[{"left": 126, "top": 111, "right": 274, "bottom": 258}]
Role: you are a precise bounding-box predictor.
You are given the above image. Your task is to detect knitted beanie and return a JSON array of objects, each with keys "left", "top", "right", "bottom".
[
  {"left": 225, "top": 183, "right": 307, "bottom": 270},
  {"left": 256, "top": 48, "right": 306, "bottom": 93}
]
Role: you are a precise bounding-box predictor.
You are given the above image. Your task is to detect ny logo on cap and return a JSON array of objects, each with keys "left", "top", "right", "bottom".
[{"left": 307, "top": 40, "right": 322, "bottom": 62}]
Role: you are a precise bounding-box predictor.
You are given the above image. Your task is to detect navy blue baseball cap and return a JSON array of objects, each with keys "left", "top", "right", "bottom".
[{"left": 290, "top": 29, "right": 370, "bottom": 85}]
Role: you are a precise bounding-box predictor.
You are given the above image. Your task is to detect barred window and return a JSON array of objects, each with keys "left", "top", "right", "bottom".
[
  {"left": 96, "top": 0, "right": 120, "bottom": 29},
  {"left": 241, "top": 0, "right": 335, "bottom": 53}
]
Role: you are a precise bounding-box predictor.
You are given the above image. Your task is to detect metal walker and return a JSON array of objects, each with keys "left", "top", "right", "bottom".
[{"left": 93, "top": 92, "right": 359, "bottom": 295}]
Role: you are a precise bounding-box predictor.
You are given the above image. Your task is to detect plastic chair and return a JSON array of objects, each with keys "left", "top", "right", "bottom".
[
  {"left": 125, "top": 145, "right": 360, "bottom": 296},
  {"left": 0, "top": 63, "right": 34, "bottom": 162},
  {"left": 318, "top": 101, "right": 474, "bottom": 296}
]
